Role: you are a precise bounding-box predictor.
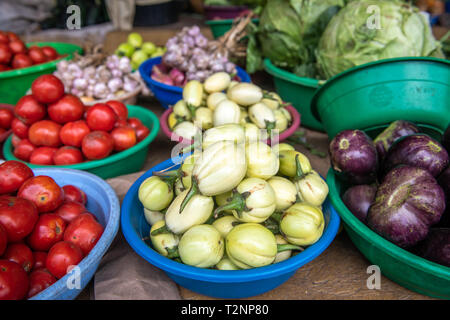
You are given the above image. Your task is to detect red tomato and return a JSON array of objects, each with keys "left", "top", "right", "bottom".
[
  {"left": 27, "top": 213, "right": 66, "bottom": 252},
  {"left": 29, "top": 147, "right": 57, "bottom": 165},
  {"left": 0, "top": 43, "right": 12, "bottom": 65},
  {"left": 8, "top": 40, "right": 26, "bottom": 54},
  {"left": 13, "top": 139, "right": 36, "bottom": 162},
  {"left": 53, "top": 146, "right": 84, "bottom": 165},
  {"left": 62, "top": 185, "right": 87, "bottom": 205},
  {"left": 14, "top": 95, "right": 46, "bottom": 125},
  {"left": 3, "top": 243, "right": 34, "bottom": 272},
  {"left": 114, "top": 119, "right": 128, "bottom": 128},
  {"left": 11, "top": 134, "right": 21, "bottom": 148},
  {"left": 31, "top": 74, "right": 65, "bottom": 104},
  {"left": 0, "top": 64, "right": 11, "bottom": 72},
  {"left": 48, "top": 94, "right": 84, "bottom": 123},
  {"left": 127, "top": 117, "right": 143, "bottom": 129},
  {"left": 59, "top": 120, "right": 90, "bottom": 147},
  {"left": 0, "top": 223, "right": 7, "bottom": 256},
  {"left": 85, "top": 103, "right": 117, "bottom": 132},
  {"left": 81, "top": 131, "right": 114, "bottom": 160},
  {"left": 0, "top": 260, "right": 29, "bottom": 300},
  {"left": 0, "top": 108, "right": 13, "bottom": 129},
  {"left": 54, "top": 201, "right": 86, "bottom": 224},
  {"left": 27, "top": 268, "right": 56, "bottom": 298},
  {"left": 111, "top": 126, "right": 137, "bottom": 151},
  {"left": 6, "top": 32, "right": 20, "bottom": 42},
  {"left": 135, "top": 125, "right": 150, "bottom": 142},
  {"left": 46, "top": 241, "right": 83, "bottom": 279},
  {"left": 0, "top": 160, "right": 34, "bottom": 194},
  {"left": 32, "top": 252, "right": 47, "bottom": 270},
  {"left": 28, "top": 120, "right": 62, "bottom": 147},
  {"left": 11, "top": 118, "right": 29, "bottom": 139},
  {"left": 106, "top": 100, "right": 128, "bottom": 121},
  {"left": 28, "top": 47, "right": 46, "bottom": 64},
  {"left": 11, "top": 53, "right": 33, "bottom": 69},
  {"left": 64, "top": 213, "right": 104, "bottom": 256},
  {"left": 0, "top": 196, "right": 38, "bottom": 242},
  {"left": 41, "top": 46, "right": 57, "bottom": 60},
  {"left": 0, "top": 32, "right": 9, "bottom": 44},
  {"left": 17, "top": 176, "right": 64, "bottom": 213}
]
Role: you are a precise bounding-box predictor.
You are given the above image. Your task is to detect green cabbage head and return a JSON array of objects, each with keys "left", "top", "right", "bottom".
[{"left": 316, "top": 0, "right": 444, "bottom": 79}]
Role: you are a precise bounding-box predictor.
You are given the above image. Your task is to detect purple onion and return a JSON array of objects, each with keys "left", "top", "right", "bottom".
[
  {"left": 342, "top": 184, "right": 377, "bottom": 223},
  {"left": 367, "top": 166, "right": 446, "bottom": 248},
  {"left": 329, "top": 130, "right": 379, "bottom": 185}
]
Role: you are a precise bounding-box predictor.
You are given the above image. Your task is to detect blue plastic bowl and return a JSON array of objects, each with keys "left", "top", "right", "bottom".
[
  {"left": 139, "top": 57, "right": 252, "bottom": 109},
  {"left": 121, "top": 156, "right": 341, "bottom": 299},
  {"left": 28, "top": 168, "right": 120, "bottom": 300}
]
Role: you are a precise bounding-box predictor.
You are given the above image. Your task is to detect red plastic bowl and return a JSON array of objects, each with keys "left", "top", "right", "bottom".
[{"left": 160, "top": 105, "right": 301, "bottom": 145}]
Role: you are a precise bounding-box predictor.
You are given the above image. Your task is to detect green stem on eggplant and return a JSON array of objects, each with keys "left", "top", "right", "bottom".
[
  {"left": 179, "top": 176, "right": 200, "bottom": 213},
  {"left": 262, "top": 93, "right": 278, "bottom": 101},
  {"left": 270, "top": 211, "right": 283, "bottom": 223},
  {"left": 150, "top": 224, "right": 171, "bottom": 236},
  {"left": 213, "top": 190, "right": 250, "bottom": 218},
  {"left": 166, "top": 246, "right": 180, "bottom": 259},
  {"left": 152, "top": 170, "right": 179, "bottom": 192},
  {"left": 186, "top": 103, "right": 197, "bottom": 119},
  {"left": 294, "top": 154, "right": 305, "bottom": 181},
  {"left": 263, "top": 218, "right": 280, "bottom": 234},
  {"left": 277, "top": 244, "right": 304, "bottom": 253},
  {"left": 265, "top": 120, "right": 276, "bottom": 138}
]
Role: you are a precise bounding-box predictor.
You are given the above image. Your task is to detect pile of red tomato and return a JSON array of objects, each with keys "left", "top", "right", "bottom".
[
  {"left": 0, "top": 31, "right": 61, "bottom": 72},
  {"left": 12, "top": 74, "right": 150, "bottom": 165},
  {"left": 0, "top": 160, "right": 104, "bottom": 300},
  {"left": 0, "top": 106, "right": 13, "bottom": 138}
]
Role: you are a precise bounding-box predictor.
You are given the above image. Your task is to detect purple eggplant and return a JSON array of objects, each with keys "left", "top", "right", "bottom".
[
  {"left": 367, "top": 166, "right": 446, "bottom": 248},
  {"left": 414, "top": 228, "right": 450, "bottom": 267},
  {"left": 443, "top": 124, "right": 450, "bottom": 153},
  {"left": 382, "top": 134, "right": 449, "bottom": 178},
  {"left": 342, "top": 184, "right": 377, "bottom": 223},
  {"left": 437, "top": 166, "right": 450, "bottom": 228},
  {"left": 329, "top": 130, "right": 379, "bottom": 185},
  {"left": 373, "top": 120, "right": 419, "bottom": 160}
]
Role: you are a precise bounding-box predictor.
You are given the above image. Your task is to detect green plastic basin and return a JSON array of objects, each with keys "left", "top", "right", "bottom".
[
  {"left": 0, "top": 42, "right": 83, "bottom": 105},
  {"left": 3, "top": 105, "right": 160, "bottom": 179},
  {"left": 312, "top": 57, "right": 450, "bottom": 139},
  {"left": 264, "top": 58, "right": 323, "bottom": 131},
  {"left": 206, "top": 18, "right": 259, "bottom": 39}
]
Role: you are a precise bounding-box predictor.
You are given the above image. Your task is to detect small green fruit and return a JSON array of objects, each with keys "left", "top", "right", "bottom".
[
  {"left": 127, "top": 32, "right": 143, "bottom": 48},
  {"left": 116, "top": 43, "right": 134, "bottom": 58},
  {"left": 142, "top": 42, "right": 156, "bottom": 55}
]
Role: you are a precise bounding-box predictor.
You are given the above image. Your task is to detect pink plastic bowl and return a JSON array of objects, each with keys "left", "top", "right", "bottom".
[{"left": 160, "top": 104, "right": 301, "bottom": 145}]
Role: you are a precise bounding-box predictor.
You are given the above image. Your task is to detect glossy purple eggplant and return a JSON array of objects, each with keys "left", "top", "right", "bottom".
[
  {"left": 382, "top": 134, "right": 449, "bottom": 177},
  {"left": 373, "top": 120, "right": 419, "bottom": 160},
  {"left": 329, "top": 130, "right": 378, "bottom": 185},
  {"left": 443, "top": 124, "right": 450, "bottom": 153},
  {"left": 415, "top": 228, "right": 450, "bottom": 267},
  {"left": 437, "top": 166, "right": 450, "bottom": 228},
  {"left": 367, "top": 166, "right": 446, "bottom": 248},
  {"left": 342, "top": 184, "right": 377, "bottom": 223}
]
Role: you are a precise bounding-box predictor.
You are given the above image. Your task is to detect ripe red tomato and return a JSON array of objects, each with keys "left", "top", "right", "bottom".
[
  {"left": 46, "top": 241, "right": 83, "bottom": 279},
  {"left": 127, "top": 117, "right": 143, "bottom": 129},
  {"left": 6, "top": 32, "right": 20, "bottom": 42},
  {"left": 0, "top": 64, "right": 11, "bottom": 72},
  {"left": 53, "top": 146, "right": 84, "bottom": 165},
  {"left": 62, "top": 185, "right": 87, "bottom": 205},
  {"left": 11, "top": 134, "right": 21, "bottom": 148},
  {"left": 11, "top": 53, "right": 33, "bottom": 69},
  {"left": 85, "top": 103, "right": 117, "bottom": 132},
  {"left": 111, "top": 126, "right": 137, "bottom": 151},
  {"left": 114, "top": 119, "right": 128, "bottom": 128},
  {"left": 106, "top": 100, "right": 128, "bottom": 121},
  {"left": 0, "top": 160, "right": 34, "bottom": 194},
  {"left": 64, "top": 213, "right": 103, "bottom": 256},
  {"left": 27, "top": 268, "right": 57, "bottom": 298},
  {"left": 0, "top": 260, "right": 29, "bottom": 300},
  {"left": 59, "top": 120, "right": 90, "bottom": 147},
  {"left": 48, "top": 94, "right": 84, "bottom": 123},
  {"left": 41, "top": 46, "right": 57, "bottom": 60},
  {"left": 28, "top": 120, "right": 62, "bottom": 147},
  {"left": 13, "top": 139, "right": 36, "bottom": 162},
  {"left": 31, "top": 74, "right": 65, "bottom": 104},
  {"left": 11, "top": 118, "right": 29, "bottom": 139},
  {"left": 27, "top": 213, "right": 66, "bottom": 252},
  {"left": 0, "top": 32, "right": 9, "bottom": 44},
  {"left": 54, "top": 201, "right": 86, "bottom": 223},
  {"left": 8, "top": 40, "right": 26, "bottom": 54},
  {"left": 81, "top": 131, "right": 114, "bottom": 160},
  {"left": 0, "top": 196, "right": 38, "bottom": 242},
  {"left": 3, "top": 243, "right": 34, "bottom": 272},
  {"left": 0, "top": 43, "right": 12, "bottom": 65},
  {"left": 14, "top": 95, "right": 46, "bottom": 125},
  {"left": 28, "top": 47, "right": 47, "bottom": 64},
  {"left": 0, "top": 223, "right": 7, "bottom": 256},
  {"left": 135, "top": 125, "right": 150, "bottom": 142},
  {"left": 29, "top": 147, "right": 57, "bottom": 165},
  {"left": 0, "top": 108, "right": 13, "bottom": 129},
  {"left": 17, "top": 176, "right": 64, "bottom": 213},
  {"left": 32, "top": 252, "right": 47, "bottom": 270}
]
